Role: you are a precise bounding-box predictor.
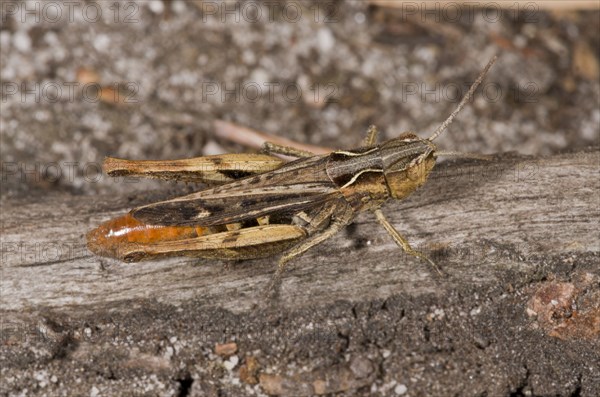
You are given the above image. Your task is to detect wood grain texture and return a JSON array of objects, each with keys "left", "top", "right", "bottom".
[{"left": 2, "top": 150, "right": 598, "bottom": 315}]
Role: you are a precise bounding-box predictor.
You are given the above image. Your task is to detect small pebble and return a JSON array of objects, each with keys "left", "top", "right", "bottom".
[
  {"left": 93, "top": 34, "right": 110, "bottom": 52},
  {"left": 394, "top": 384, "right": 408, "bottom": 395},
  {"left": 148, "top": 0, "right": 165, "bottom": 14},
  {"left": 13, "top": 30, "right": 31, "bottom": 52},
  {"left": 172, "top": 1, "right": 187, "bottom": 14},
  {"left": 215, "top": 342, "right": 238, "bottom": 357},
  {"left": 470, "top": 307, "right": 481, "bottom": 316},
  {"left": 223, "top": 355, "right": 239, "bottom": 371},
  {"left": 354, "top": 12, "right": 366, "bottom": 24},
  {"left": 203, "top": 140, "right": 226, "bottom": 156},
  {"left": 317, "top": 28, "right": 335, "bottom": 53}
]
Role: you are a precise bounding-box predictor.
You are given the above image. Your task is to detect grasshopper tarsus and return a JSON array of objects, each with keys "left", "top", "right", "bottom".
[{"left": 423, "top": 255, "right": 446, "bottom": 279}]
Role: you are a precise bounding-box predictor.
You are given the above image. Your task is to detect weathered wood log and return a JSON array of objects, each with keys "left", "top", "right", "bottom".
[
  {"left": 1, "top": 150, "right": 598, "bottom": 313},
  {"left": 1, "top": 150, "right": 598, "bottom": 396}
]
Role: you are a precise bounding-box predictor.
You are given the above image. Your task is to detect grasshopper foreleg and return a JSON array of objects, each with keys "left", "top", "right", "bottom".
[
  {"left": 262, "top": 142, "right": 314, "bottom": 158},
  {"left": 374, "top": 209, "right": 444, "bottom": 276}
]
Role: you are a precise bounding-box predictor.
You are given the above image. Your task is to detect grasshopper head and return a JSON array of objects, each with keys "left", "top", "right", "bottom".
[
  {"left": 378, "top": 56, "right": 498, "bottom": 200},
  {"left": 380, "top": 133, "right": 437, "bottom": 199}
]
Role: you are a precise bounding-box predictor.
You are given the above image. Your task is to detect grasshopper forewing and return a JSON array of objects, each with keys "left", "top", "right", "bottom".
[
  {"left": 88, "top": 56, "right": 497, "bottom": 280},
  {"left": 103, "top": 153, "right": 285, "bottom": 184}
]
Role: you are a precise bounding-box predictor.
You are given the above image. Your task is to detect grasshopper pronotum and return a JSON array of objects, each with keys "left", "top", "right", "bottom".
[{"left": 87, "top": 56, "right": 497, "bottom": 282}]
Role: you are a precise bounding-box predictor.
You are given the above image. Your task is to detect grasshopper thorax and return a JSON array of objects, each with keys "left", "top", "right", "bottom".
[{"left": 380, "top": 133, "right": 437, "bottom": 200}]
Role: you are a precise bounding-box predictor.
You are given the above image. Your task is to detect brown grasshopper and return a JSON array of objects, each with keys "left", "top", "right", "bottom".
[{"left": 87, "top": 56, "right": 497, "bottom": 282}]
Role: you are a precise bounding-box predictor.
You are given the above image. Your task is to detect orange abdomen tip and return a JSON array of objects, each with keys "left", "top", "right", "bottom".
[{"left": 86, "top": 213, "right": 207, "bottom": 261}]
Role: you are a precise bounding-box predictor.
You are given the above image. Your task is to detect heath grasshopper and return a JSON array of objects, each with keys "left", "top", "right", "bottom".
[{"left": 87, "top": 56, "right": 497, "bottom": 285}]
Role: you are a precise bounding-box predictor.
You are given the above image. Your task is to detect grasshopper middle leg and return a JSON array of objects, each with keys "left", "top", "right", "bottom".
[{"left": 268, "top": 201, "right": 354, "bottom": 293}]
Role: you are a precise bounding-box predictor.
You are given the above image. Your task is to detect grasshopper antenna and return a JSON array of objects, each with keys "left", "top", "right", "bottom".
[
  {"left": 428, "top": 55, "right": 498, "bottom": 142},
  {"left": 433, "top": 151, "right": 493, "bottom": 160}
]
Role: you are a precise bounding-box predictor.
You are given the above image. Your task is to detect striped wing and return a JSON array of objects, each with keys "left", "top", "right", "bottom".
[{"left": 132, "top": 155, "right": 341, "bottom": 227}]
